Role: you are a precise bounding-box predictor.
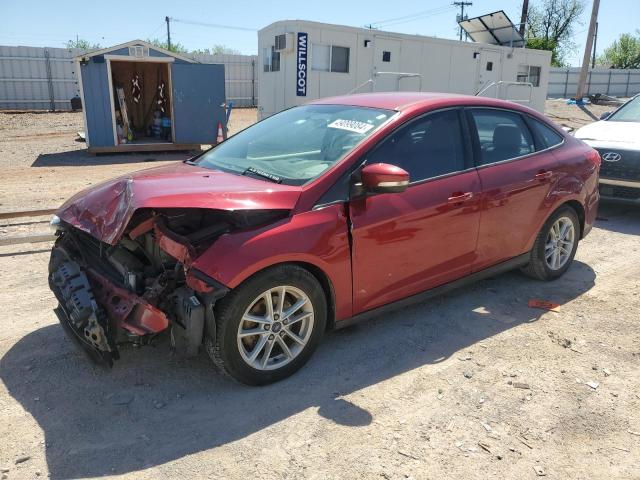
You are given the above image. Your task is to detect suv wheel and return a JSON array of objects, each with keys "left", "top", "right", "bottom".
[
  {"left": 206, "top": 265, "right": 327, "bottom": 385},
  {"left": 521, "top": 205, "right": 580, "bottom": 281}
]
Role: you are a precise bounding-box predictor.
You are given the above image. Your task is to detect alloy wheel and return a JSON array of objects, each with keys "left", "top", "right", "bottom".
[
  {"left": 237, "top": 286, "right": 314, "bottom": 370},
  {"left": 544, "top": 216, "right": 575, "bottom": 270}
]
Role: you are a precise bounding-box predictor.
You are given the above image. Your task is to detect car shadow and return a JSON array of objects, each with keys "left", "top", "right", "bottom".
[
  {"left": 0, "top": 262, "right": 596, "bottom": 478},
  {"left": 594, "top": 201, "right": 640, "bottom": 235},
  {"left": 31, "top": 149, "right": 193, "bottom": 167}
]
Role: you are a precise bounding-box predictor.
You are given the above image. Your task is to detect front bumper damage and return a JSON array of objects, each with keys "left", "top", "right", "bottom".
[
  {"left": 48, "top": 212, "right": 233, "bottom": 365},
  {"left": 50, "top": 260, "right": 118, "bottom": 364},
  {"left": 49, "top": 255, "right": 172, "bottom": 365}
]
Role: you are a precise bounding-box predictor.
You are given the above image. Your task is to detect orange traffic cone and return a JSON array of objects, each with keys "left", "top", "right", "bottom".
[{"left": 216, "top": 122, "right": 224, "bottom": 144}]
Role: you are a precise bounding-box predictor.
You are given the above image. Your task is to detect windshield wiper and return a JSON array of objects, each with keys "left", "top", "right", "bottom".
[{"left": 242, "top": 166, "right": 282, "bottom": 184}]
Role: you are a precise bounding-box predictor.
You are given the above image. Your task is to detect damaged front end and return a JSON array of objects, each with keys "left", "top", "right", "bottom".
[{"left": 49, "top": 207, "right": 286, "bottom": 365}]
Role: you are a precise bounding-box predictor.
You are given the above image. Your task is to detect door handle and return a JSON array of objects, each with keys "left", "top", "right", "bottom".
[
  {"left": 534, "top": 170, "right": 553, "bottom": 181},
  {"left": 447, "top": 192, "right": 474, "bottom": 204}
]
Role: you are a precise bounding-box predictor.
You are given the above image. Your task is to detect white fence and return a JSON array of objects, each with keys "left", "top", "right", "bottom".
[
  {"left": 0, "top": 46, "right": 80, "bottom": 110},
  {"left": 0, "top": 45, "right": 258, "bottom": 110},
  {"left": 548, "top": 67, "right": 640, "bottom": 99},
  {"left": 189, "top": 53, "right": 258, "bottom": 108}
]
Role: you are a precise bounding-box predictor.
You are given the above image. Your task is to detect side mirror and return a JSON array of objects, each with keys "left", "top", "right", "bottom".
[
  {"left": 600, "top": 112, "right": 612, "bottom": 120},
  {"left": 361, "top": 163, "right": 410, "bottom": 194}
]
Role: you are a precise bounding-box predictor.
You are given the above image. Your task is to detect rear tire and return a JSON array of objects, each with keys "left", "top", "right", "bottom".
[
  {"left": 521, "top": 205, "right": 580, "bottom": 281},
  {"left": 206, "top": 265, "right": 327, "bottom": 385}
]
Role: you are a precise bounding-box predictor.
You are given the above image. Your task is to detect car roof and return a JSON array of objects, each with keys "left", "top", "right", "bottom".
[{"left": 309, "top": 91, "right": 532, "bottom": 113}]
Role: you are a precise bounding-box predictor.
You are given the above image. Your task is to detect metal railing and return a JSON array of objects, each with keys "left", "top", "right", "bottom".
[
  {"left": 348, "top": 71, "right": 422, "bottom": 94},
  {"left": 476, "top": 80, "right": 533, "bottom": 104}
]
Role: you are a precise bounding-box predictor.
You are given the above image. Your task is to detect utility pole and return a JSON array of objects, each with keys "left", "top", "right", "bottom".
[
  {"left": 165, "top": 16, "right": 171, "bottom": 51},
  {"left": 576, "top": 0, "right": 600, "bottom": 100},
  {"left": 454, "top": 2, "right": 473, "bottom": 41},
  {"left": 519, "top": 0, "right": 529, "bottom": 37},
  {"left": 591, "top": 21, "right": 598, "bottom": 68}
]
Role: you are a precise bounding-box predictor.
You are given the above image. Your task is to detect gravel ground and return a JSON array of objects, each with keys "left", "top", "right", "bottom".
[
  {"left": 544, "top": 98, "right": 615, "bottom": 131},
  {"left": 0, "top": 103, "right": 639, "bottom": 479},
  {"left": 0, "top": 108, "right": 257, "bottom": 212}
]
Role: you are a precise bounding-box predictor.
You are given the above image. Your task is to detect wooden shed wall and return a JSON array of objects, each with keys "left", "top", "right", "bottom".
[{"left": 80, "top": 61, "right": 114, "bottom": 147}]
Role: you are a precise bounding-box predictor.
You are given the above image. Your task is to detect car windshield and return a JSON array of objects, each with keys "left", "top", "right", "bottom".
[
  {"left": 194, "top": 104, "right": 394, "bottom": 185},
  {"left": 608, "top": 95, "right": 640, "bottom": 122}
]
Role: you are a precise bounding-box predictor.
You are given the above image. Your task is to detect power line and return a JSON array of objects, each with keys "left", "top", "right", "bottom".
[
  {"left": 169, "top": 17, "right": 257, "bottom": 32},
  {"left": 146, "top": 22, "right": 165, "bottom": 40},
  {"left": 381, "top": 7, "right": 457, "bottom": 29},
  {"left": 369, "top": 4, "right": 456, "bottom": 28}
]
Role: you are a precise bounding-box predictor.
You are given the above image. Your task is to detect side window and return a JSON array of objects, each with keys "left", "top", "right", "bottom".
[
  {"left": 312, "top": 44, "right": 350, "bottom": 73},
  {"left": 469, "top": 109, "right": 535, "bottom": 165},
  {"left": 529, "top": 118, "right": 564, "bottom": 149},
  {"left": 367, "top": 110, "right": 465, "bottom": 182}
]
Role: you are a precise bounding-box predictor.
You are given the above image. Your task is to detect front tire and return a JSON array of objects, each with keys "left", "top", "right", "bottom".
[
  {"left": 206, "top": 265, "right": 327, "bottom": 385},
  {"left": 521, "top": 205, "right": 580, "bottom": 281}
]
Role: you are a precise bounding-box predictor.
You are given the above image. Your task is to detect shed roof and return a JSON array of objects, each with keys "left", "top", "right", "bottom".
[{"left": 75, "top": 39, "right": 196, "bottom": 64}]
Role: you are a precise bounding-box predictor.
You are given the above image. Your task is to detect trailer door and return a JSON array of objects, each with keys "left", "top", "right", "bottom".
[
  {"left": 373, "top": 37, "right": 402, "bottom": 92},
  {"left": 171, "top": 63, "right": 226, "bottom": 144},
  {"left": 476, "top": 49, "right": 503, "bottom": 97}
]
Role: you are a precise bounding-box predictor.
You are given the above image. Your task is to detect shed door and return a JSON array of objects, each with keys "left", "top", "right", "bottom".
[{"left": 171, "top": 63, "right": 226, "bottom": 144}]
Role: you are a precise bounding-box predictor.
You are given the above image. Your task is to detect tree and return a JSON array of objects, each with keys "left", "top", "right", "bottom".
[
  {"left": 65, "top": 39, "right": 101, "bottom": 50},
  {"left": 524, "top": 0, "right": 586, "bottom": 66},
  {"left": 192, "top": 44, "right": 242, "bottom": 55},
  {"left": 146, "top": 38, "right": 188, "bottom": 54},
  {"left": 598, "top": 31, "right": 640, "bottom": 69},
  {"left": 525, "top": 38, "right": 560, "bottom": 66}
]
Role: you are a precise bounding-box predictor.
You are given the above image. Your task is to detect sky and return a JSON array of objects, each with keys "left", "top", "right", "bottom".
[{"left": 0, "top": 0, "right": 637, "bottom": 66}]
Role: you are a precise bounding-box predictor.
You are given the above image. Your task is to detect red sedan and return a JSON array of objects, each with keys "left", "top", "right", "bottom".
[{"left": 49, "top": 93, "right": 600, "bottom": 385}]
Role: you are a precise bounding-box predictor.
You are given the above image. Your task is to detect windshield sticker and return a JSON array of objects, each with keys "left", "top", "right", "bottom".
[
  {"left": 328, "top": 119, "right": 375, "bottom": 134},
  {"left": 245, "top": 166, "right": 282, "bottom": 183}
]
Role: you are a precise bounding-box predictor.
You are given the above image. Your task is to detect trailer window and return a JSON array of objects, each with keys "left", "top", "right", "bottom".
[
  {"left": 517, "top": 65, "right": 541, "bottom": 87},
  {"left": 312, "top": 44, "right": 350, "bottom": 73},
  {"left": 312, "top": 44, "right": 331, "bottom": 71},
  {"left": 331, "top": 46, "right": 350, "bottom": 73},
  {"left": 263, "top": 46, "right": 280, "bottom": 72}
]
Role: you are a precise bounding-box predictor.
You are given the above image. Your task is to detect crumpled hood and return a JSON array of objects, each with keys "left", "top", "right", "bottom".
[
  {"left": 575, "top": 120, "right": 640, "bottom": 149},
  {"left": 57, "top": 162, "right": 302, "bottom": 244}
]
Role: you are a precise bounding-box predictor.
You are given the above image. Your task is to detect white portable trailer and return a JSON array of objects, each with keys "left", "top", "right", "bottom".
[{"left": 258, "top": 20, "right": 551, "bottom": 118}]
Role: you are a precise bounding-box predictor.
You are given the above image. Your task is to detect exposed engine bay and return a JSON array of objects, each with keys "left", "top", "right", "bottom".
[{"left": 48, "top": 208, "right": 287, "bottom": 365}]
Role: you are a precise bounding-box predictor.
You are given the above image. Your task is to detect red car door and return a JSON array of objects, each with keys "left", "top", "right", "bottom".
[
  {"left": 349, "top": 109, "right": 482, "bottom": 314},
  {"left": 467, "top": 108, "right": 561, "bottom": 271}
]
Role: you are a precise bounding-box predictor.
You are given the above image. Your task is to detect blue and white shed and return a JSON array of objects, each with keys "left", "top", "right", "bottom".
[{"left": 76, "top": 40, "right": 226, "bottom": 153}]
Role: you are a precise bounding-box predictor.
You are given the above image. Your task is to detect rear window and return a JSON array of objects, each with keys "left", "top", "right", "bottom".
[
  {"left": 529, "top": 119, "right": 564, "bottom": 149},
  {"left": 469, "top": 109, "right": 535, "bottom": 165}
]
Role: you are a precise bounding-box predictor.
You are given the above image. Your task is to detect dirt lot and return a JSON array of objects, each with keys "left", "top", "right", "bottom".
[
  {"left": 1, "top": 103, "right": 639, "bottom": 479},
  {"left": 0, "top": 108, "right": 257, "bottom": 213}
]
